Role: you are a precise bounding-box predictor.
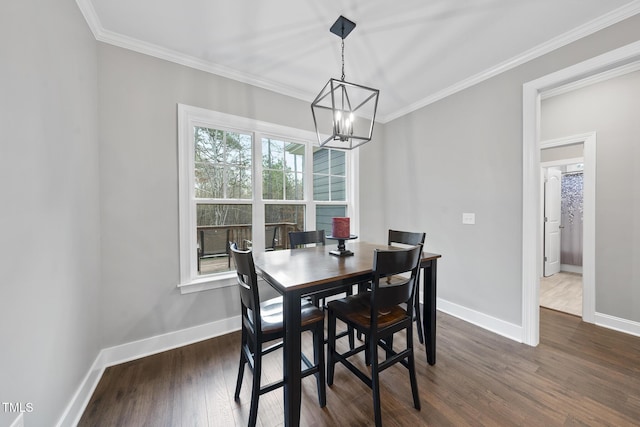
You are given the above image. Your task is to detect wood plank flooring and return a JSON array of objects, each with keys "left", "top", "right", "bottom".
[
  {"left": 540, "top": 272, "right": 582, "bottom": 316},
  {"left": 78, "top": 309, "right": 640, "bottom": 426}
]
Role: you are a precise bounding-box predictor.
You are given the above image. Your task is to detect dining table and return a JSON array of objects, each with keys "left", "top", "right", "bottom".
[{"left": 253, "top": 241, "right": 441, "bottom": 427}]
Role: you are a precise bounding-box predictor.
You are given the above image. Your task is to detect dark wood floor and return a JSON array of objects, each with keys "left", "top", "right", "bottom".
[{"left": 78, "top": 308, "right": 640, "bottom": 426}]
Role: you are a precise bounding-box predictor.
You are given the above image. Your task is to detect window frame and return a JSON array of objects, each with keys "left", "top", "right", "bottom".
[{"left": 177, "top": 104, "right": 359, "bottom": 294}]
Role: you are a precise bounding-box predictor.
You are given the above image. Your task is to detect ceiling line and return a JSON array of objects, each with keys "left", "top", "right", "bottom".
[{"left": 74, "top": 0, "right": 640, "bottom": 124}]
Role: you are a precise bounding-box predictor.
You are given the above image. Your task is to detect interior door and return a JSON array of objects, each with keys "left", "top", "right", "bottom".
[{"left": 544, "top": 168, "right": 562, "bottom": 276}]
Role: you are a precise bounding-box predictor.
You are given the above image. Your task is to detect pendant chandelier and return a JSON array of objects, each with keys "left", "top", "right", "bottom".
[{"left": 311, "top": 16, "right": 380, "bottom": 150}]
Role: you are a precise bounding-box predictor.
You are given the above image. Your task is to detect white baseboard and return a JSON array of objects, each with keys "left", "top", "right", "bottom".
[
  {"left": 55, "top": 353, "right": 104, "bottom": 427},
  {"left": 560, "top": 264, "right": 583, "bottom": 274},
  {"left": 437, "top": 298, "right": 524, "bottom": 343},
  {"left": 595, "top": 312, "right": 640, "bottom": 337},
  {"left": 97, "top": 315, "right": 241, "bottom": 368},
  {"left": 57, "top": 315, "right": 241, "bottom": 427}
]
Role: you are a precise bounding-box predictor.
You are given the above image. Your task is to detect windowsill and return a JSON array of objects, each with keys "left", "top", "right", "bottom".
[{"left": 178, "top": 271, "right": 236, "bottom": 294}]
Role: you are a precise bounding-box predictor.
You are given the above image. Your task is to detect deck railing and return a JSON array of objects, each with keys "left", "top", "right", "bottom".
[{"left": 197, "top": 222, "right": 300, "bottom": 272}]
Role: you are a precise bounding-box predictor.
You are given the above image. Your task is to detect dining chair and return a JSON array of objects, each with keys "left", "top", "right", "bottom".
[
  {"left": 289, "top": 229, "right": 355, "bottom": 349},
  {"left": 230, "top": 243, "right": 326, "bottom": 427},
  {"left": 388, "top": 230, "right": 426, "bottom": 344},
  {"left": 356, "top": 230, "right": 426, "bottom": 344},
  {"left": 327, "top": 245, "right": 423, "bottom": 427},
  {"left": 288, "top": 229, "right": 326, "bottom": 249}
]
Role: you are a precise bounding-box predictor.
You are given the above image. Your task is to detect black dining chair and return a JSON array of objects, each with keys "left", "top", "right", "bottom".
[
  {"left": 356, "top": 230, "right": 426, "bottom": 344},
  {"left": 388, "top": 230, "right": 426, "bottom": 344},
  {"left": 327, "top": 245, "right": 423, "bottom": 427},
  {"left": 230, "top": 243, "right": 326, "bottom": 427}
]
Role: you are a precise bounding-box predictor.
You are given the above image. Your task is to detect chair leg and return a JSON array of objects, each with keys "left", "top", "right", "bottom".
[
  {"left": 356, "top": 283, "right": 367, "bottom": 342},
  {"left": 234, "top": 328, "right": 248, "bottom": 400},
  {"left": 414, "top": 295, "right": 424, "bottom": 344},
  {"left": 313, "top": 322, "right": 327, "bottom": 408},
  {"left": 313, "top": 322, "right": 327, "bottom": 407},
  {"left": 380, "top": 334, "right": 394, "bottom": 360},
  {"left": 248, "top": 345, "right": 261, "bottom": 427},
  {"left": 364, "top": 335, "right": 371, "bottom": 366},
  {"left": 407, "top": 327, "right": 421, "bottom": 410},
  {"left": 348, "top": 325, "right": 355, "bottom": 349},
  {"left": 370, "top": 338, "right": 383, "bottom": 427},
  {"left": 327, "top": 309, "right": 337, "bottom": 386}
]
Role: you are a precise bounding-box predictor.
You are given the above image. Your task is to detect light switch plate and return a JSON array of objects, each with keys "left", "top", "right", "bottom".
[{"left": 462, "top": 213, "right": 475, "bottom": 225}]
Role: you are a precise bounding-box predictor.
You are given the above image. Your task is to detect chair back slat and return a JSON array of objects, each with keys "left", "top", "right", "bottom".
[
  {"left": 388, "top": 229, "right": 426, "bottom": 246},
  {"left": 371, "top": 245, "right": 422, "bottom": 310},
  {"left": 229, "top": 242, "right": 261, "bottom": 328},
  {"left": 289, "top": 230, "right": 325, "bottom": 249}
]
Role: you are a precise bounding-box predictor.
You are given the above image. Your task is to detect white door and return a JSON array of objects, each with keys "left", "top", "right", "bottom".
[{"left": 544, "top": 168, "right": 562, "bottom": 276}]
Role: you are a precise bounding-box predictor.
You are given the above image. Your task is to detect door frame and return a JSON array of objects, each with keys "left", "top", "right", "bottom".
[
  {"left": 521, "top": 40, "right": 640, "bottom": 346},
  {"left": 540, "top": 135, "right": 595, "bottom": 324}
]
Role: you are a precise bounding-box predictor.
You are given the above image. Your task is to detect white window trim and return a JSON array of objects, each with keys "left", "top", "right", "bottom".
[{"left": 177, "top": 104, "right": 359, "bottom": 294}]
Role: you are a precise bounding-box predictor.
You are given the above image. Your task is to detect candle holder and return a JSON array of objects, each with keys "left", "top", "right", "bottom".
[{"left": 326, "top": 234, "right": 357, "bottom": 257}]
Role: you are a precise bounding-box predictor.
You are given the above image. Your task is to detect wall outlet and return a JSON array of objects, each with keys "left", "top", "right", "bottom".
[{"left": 462, "top": 213, "right": 476, "bottom": 225}]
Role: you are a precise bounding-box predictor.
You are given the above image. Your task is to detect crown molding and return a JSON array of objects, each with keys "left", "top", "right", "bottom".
[
  {"left": 98, "top": 28, "right": 316, "bottom": 103},
  {"left": 380, "top": 0, "right": 640, "bottom": 123},
  {"left": 75, "top": 0, "right": 102, "bottom": 39},
  {"left": 76, "top": 0, "right": 640, "bottom": 124},
  {"left": 74, "top": 1, "right": 315, "bottom": 104}
]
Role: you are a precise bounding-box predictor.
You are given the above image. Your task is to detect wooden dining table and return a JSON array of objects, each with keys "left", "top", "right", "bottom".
[{"left": 253, "top": 241, "right": 441, "bottom": 426}]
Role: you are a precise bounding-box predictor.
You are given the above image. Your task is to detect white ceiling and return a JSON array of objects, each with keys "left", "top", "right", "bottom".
[{"left": 78, "top": 0, "right": 640, "bottom": 122}]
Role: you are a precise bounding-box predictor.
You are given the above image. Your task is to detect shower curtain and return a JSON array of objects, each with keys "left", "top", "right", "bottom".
[{"left": 560, "top": 172, "right": 583, "bottom": 266}]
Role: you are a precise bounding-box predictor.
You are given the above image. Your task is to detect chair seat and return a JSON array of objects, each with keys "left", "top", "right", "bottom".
[
  {"left": 328, "top": 293, "right": 409, "bottom": 330},
  {"left": 255, "top": 296, "right": 325, "bottom": 334}
]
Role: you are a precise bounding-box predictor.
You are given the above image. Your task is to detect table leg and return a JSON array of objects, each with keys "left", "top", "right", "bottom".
[
  {"left": 423, "top": 260, "right": 437, "bottom": 365},
  {"left": 283, "top": 292, "right": 302, "bottom": 426}
]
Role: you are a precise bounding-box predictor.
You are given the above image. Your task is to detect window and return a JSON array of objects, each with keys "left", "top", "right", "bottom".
[{"left": 178, "top": 105, "right": 358, "bottom": 293}]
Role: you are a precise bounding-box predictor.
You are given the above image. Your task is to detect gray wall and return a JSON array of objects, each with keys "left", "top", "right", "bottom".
[
  {"left": 541, "top": 70, "right": 640, "bottom": 322},
  {"left": 360, "top": 14, "right": 640, "bottom": 326},
  {"left": 0, "top": 0, "right": 101, "bottom": 425},
  {"left": 97, "top": 44, "right": 319, "bottom": 348}
]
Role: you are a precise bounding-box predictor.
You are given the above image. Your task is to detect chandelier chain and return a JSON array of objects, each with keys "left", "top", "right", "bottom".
[{"left": 341, "top": 38, "right": 345, "bottom": 81}]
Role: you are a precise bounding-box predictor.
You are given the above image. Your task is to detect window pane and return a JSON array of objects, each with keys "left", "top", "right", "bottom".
[
  {"left": 195, "top": 127, "right": 225, "bottom": 163},
  {"left": 226, "top": 132, "right": 251, "bottom": 164},
  {"left": 265, "top": 204, "right": 305, "bottom": 250},
  {"left": 330, "top": 150, "right": 346, "bottom": 176},
  {"left": 194, "top": 126, "right": 252, "bottom": 199},
  {"left": 330, "top": 176, "right": 346, "bottom": 201},
  {"left": 263, "top": 138, "right": 305, "bottom": 200},
  {"left": 263, "top": 170, "right": 284, "bottom": 199},
  {"left": 228, "top": 165, "right": 252, "bottom": 199},
  {"left": 313, "top": 148, "right": 329, "bottom": 174},
  {"left": 287, "top": 172, "right": 304, "bottom": 200},
  {"left": 316, "top": 205, "right": 347, "bottom": 236},
  {"left": 195, "top": 161, "right": 223, "bottom": 198},
  {"left": 313, "top": 175, "right": 329, "bottom": 201},
  {"left": 285, "top": 144, "right": 305, "bottom": 174},
  {"left": 262, "top": 138, "right": 283, "bottom": 168},
  {"left": 197, "top": 203, "right": 252, "bottom": 275}
]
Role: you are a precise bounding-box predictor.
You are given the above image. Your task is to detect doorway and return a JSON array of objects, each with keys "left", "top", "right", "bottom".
[
  {"left": 521, "top": 44, "right": 640, "bottom": 346},
  {"left": 540, "top": 146, "right": 585, "bottom": 317}
]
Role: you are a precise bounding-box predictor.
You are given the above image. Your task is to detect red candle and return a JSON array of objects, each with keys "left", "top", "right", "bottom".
[{"left": 332, "top": 217, "right": 350, "bottom": 238}]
